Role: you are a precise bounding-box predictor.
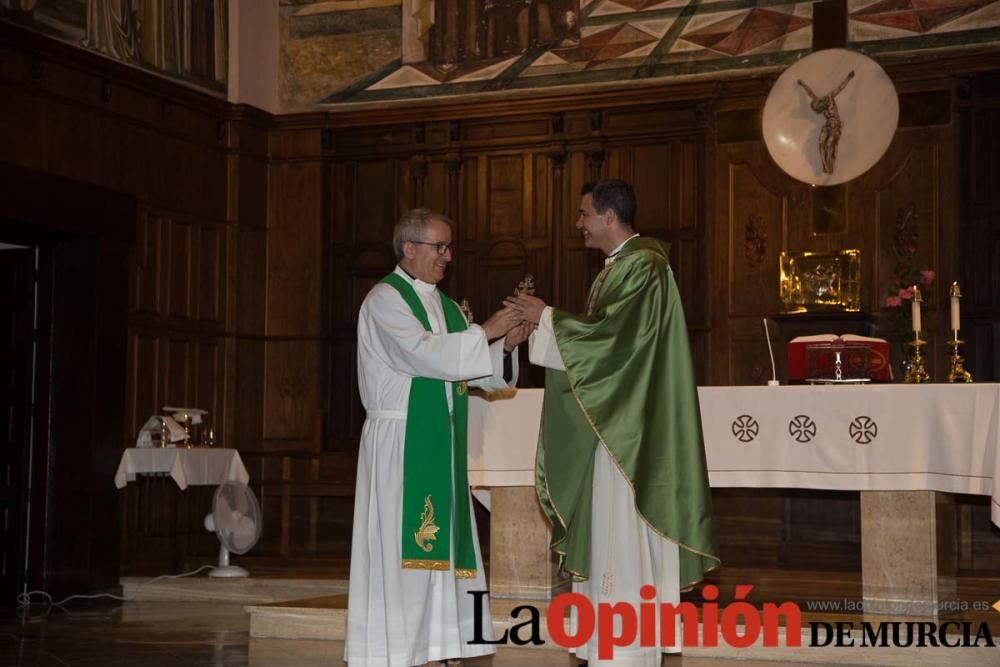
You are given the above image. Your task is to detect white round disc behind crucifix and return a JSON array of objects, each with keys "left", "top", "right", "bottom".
[{"left": 762, "top": 48, "right": 898, "bottom": 186}]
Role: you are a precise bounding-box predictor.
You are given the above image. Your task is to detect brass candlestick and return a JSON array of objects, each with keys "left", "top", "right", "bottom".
[
  {"left": 946, "top": 336, "right": 973, "bottom": 383},
  {"left": 903, "top": 335, "right": 930, "bottom": 384}
]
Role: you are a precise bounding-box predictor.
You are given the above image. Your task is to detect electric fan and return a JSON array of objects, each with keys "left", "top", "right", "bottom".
[{"left": 203, "top": 481, "right": 262, "bottom": 578}]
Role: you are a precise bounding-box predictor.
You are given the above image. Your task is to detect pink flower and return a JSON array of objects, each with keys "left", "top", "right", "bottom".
[
  {"left": 885, "top": 296, "right": 902, "bottom": 307},
  {"left": 920, "top": 270, "right": 935, "bottom": 286},
  {"left": 898, "top": 287, "right": 913, "bottom": 300}
]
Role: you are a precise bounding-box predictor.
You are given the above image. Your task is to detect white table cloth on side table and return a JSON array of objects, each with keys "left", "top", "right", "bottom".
[{"left": 114, "top": 448, "right": 249, "bottom": 490}]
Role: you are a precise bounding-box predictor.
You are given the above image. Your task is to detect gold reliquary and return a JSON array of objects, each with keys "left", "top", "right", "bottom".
[{"left": 779, "top": 250, "right": 861, "bottom": 313}]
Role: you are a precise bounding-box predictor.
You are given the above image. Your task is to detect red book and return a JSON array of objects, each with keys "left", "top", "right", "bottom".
[{"left": 787, "top": 334, "right": 891, "bottom": 382}]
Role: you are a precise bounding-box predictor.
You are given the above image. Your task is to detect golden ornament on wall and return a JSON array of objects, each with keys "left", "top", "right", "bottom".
[{"left": 779, "top": 250, "right": 861, "bottom": 313}]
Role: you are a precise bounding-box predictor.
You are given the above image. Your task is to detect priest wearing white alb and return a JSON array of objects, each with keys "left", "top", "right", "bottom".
[{"left": 347, "top": 208, "right": 530, "bottom": 667}]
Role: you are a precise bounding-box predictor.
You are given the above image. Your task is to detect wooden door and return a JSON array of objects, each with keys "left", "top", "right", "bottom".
[{"left": 0, "top": 246, "right": 35, "bottom": 600}]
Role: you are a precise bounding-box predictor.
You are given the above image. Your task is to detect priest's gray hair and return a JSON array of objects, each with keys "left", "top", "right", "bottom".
[{"left": 392, "top": 208, "right": 454, "bottom": 260}]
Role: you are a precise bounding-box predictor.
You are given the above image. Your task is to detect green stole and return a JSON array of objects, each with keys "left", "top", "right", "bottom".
[
  {"left": 535, "top": 237, "right": 720, "bottom": 590},
  {"left": 381, "top": 272, "right": 477, "bottom": 578}
]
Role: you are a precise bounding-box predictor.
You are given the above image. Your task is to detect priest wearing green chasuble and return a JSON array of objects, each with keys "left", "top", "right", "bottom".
[
  {"left": 507, "top": 180, "right": 720, "bottom": 667},
  {"left": 347, "top": 209, "right": 529, "bottom": 667}
]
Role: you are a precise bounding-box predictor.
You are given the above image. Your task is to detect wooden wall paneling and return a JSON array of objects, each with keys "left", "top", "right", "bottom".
[
  {"left": 487, "top": 153, "right": 525, "bottom": 239},
  {"left": 616, "top": 137, "right": 708, "bottom": 325},
  {"left": 128, "top": 333, "right": 160, "bottom": 439},
  {"left": 463, "top": 156, "right": 482, "bottom": 246},
  {"left": 713, "top": 489, "right": 784, "bottom": 565},
  {"left": 266, "top": 161, "right": 323, "bottom": 338},
  {"left": 852, "top": 125, "right": 954, "bottom": 376},
  {"left": 197, "top": 224, "right": 224, "bottom": 324},
  {"left": 398, "top": 157, "right": 416, "bottom": 215},
  {"left": 963, "top": 107, "right": 994, "bottom": 314},
  {"left": 424, "top": 159, "right": 449, "bottom": 217},
  {"left": 961, "top": 78, "right": 1000, "bottom": 382},
  {"left": 547, "top": 148, "right": 567, "bottom": 307},
  {"left": 556, "top": 150, "right": 597, "bottom": 314},
  {"left": 353, "top": 160, "right": 400, "bottom": 244},
  {"left": 232, "top": 224, "right": 266, "bottom": 449},
  {"left": 0, "top": 63, "right": 45, "bottom": 169},
  {"left": 327, "top": 340, "right": 362, "bottom": 449},
  {"left": 235, "top": 338, "right": 266, "bottom": 446},
  {"left": 164, "top": 337, "right": 192, "bottom": 408},
  {"left": 167, "top": 217, "right": 194, "bottom": 319},
  {"left": 265, "top": 141, "right": 324, "bottom": 448},
  {"left": 195, "top": 340, "right": 222, "bottom": 430},
  {"left": 529, "top": 152, "right": 547, "bottom": 241},
  {"left": 724, "top": 150, "right": 797, "bottom": 319},
  {"left": 444, "top": 156, "right": 464, "bottom": 225},
  {"left": 0, "top": 28, "right": 274, "bottom": 579},
  {"left": 263, "top": 340, "right": 320, "bottom": 446},
  {"left": 727, "top": 317, "right": 781, "bottom": 386},
  {"left": 712, "top": 140, "right": 808, "bottom": 385},
  {"left": 463, "top": 115, "right": 551, "bottom": 145},
  {"left": 131, "top": 211, "right": 162, "bottom": 315}
]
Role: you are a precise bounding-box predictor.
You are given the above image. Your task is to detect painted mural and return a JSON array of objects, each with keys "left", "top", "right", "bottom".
[
  {"left": 281, "top": 0, "right": 1000, "bottom": 109},
  {"left": 848, "top": 0, "right": 1000, "bottom": 52},
  {"left": 0, "top": 0, "right": 228, "bottom": 93}
]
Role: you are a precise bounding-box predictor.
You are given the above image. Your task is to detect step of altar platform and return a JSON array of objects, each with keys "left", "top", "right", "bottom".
[
  {"left": 245, "top": 595, "right": 559, "bottom": 644},
  {"left": 121, "top": 575, "right": 348, "bottom": 603},
  {"left": 245, "top": 595, "right": 1000, "bottom": 666}
]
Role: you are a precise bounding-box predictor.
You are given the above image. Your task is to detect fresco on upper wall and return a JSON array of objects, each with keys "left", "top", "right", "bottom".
[
  {"left": 848, "top": 0, "right": 1000, "bottom": 52},
  {"left": 0, "top": 0, "right": 228, "bottom": 93},
  {"left": 282, "top": 0, "right": 815, "bottom": 107},
  {"left": 283, "top": 0, "right": 1000, "bottom": 109}
]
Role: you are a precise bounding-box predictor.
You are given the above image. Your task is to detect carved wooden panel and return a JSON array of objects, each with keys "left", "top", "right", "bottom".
[
  {"left": 127, "top": 333, "right": 160, "bottom": 437},
  {"left": 196, "top": 225, "right": 223, "bottom": 323},
  {"left": 486, "top": 154, "right": 524, "bottom": 238},
  {"left": 267, "top": 162, "right": 323, "bottom": 338},
  {"left": 855, "top": 134, "right": 945, "bottom": 314},
  {"left": 235, "top": 226, "right": 267, "bottom": 335},
  {"left": 605, "top": 138, "right": 707, "bottom": 325},
  {"left": 354, "top": 161, "right": 399, "bottom": 244},
  {"left": 194, "top": 341, "right": 221, "bottom": 425},
  {"left": 235, "top": 338, "right": 265, "bottom": 446},
  {"left": 327, "top": 340, "right": 363, "bottom": 449},
  {"left": 167, "top": 219, "right": 193, "bottom": 319},
  {"left": 424, "top": 160, "right": 449, "bottom": 216},
  {"left": 712, "top": 140, "right": 805, "bottom": 385},
  {"left": 723, "top": 153, "right": 799, "bottom": 319},
  {"left": 164, "top": 337, "right": 191, "bottom": 407},
  {"left": 263, "top": 341, "right": 319, "bottom": 445},
  {"left": 131, "top": 212, "right": 162, "bottom": 315},
  {"left": 961, "top": 79, "right": 1000, "bottom": 384}
]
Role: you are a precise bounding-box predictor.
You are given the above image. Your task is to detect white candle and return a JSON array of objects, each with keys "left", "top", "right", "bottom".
[
  {"left": 911, "top": 286, "right": 921, "bottom": 333},
  {"left": 950, "top": 282, "right": 961, "bottom": 331}
]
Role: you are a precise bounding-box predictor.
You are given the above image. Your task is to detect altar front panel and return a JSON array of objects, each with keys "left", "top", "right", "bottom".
[{"left": 468, "top": 385, "right": 1000, "bottom": 524}]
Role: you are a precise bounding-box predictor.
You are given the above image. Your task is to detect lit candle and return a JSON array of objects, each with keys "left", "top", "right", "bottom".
[
  {"left": 911, "top": 285, "right": 922, "bottom": 334},
  {"left": 950, "top": 282, "right": 961, "bottom": 332}
]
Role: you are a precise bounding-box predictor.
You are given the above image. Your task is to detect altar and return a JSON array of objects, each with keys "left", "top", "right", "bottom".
[{"left": 468, "top": 384, "right": 1000, "bottom": 614}]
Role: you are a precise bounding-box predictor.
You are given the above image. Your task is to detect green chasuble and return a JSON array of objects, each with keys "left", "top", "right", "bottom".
[
  {"left": 535, "top": 237, "right": 720, "bottom": 590},
  {"left": 381, "top": 272, "right": 477, "bottom": 578}
]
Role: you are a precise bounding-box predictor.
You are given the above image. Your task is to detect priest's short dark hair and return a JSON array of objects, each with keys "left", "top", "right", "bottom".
[{"left": 581, "top": 179, "right": 636, "bottom": 230}]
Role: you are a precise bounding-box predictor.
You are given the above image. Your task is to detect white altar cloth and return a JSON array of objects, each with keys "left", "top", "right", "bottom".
[
  {"left": 114, "top": 448, "right": 249, "bottom": 490},
  {"left": 467, "top": 385, "right": 1000, "bottom": 524}
]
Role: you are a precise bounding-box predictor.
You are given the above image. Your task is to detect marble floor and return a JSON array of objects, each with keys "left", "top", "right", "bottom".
[
  {"left": 0, "top": 599, "right": 856, "bottom": 667},
  {"left": 4, "top": 565, "right": 1000, "bottom": 667}
]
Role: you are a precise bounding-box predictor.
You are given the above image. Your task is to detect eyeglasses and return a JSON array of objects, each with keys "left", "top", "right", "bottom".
[{"left": 406, "top": 240, "right": 455, "bottom": 255}]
